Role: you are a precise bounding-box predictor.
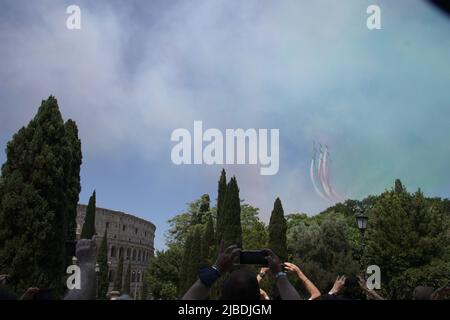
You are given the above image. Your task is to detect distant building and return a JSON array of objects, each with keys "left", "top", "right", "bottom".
[{"left": 76, "top": 204, "right": 156, "bottom": 299}]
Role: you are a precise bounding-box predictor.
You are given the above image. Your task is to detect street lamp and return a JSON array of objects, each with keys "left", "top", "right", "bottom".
[
  {"left": 355, "top": 206, "right": 368, "bottom": 276},
  {"left": 356, "top": 213, "right": 368, "bottom": 233}
]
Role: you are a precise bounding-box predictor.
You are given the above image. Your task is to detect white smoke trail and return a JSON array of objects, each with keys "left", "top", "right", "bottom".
[
  {"left": 317, "top": 148, "right": 334, "bottom": 202},
  {"left": 324, "top": 148, "right": 346, "bottom": 203},
  {"left": 310, "top": 157, "right": 332, "bottom": 203},
  {"left": 321, "top": 147, "right": 334, "bottom": 201}
]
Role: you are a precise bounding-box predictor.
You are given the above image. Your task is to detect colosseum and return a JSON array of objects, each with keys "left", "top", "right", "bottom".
[{"left": 76, "top": 204, "right": 156, "bottom": 299}]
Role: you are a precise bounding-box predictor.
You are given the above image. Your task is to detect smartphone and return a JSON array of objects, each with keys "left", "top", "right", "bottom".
[
  {"left": 239, "top": 250, "right": 268, "bottom": 265},
  {"left": 66, "top": 240, "right": 77, "bottom": 257},
  {"left": 344, "top": 276, "right": 359, "bottom": 288}
]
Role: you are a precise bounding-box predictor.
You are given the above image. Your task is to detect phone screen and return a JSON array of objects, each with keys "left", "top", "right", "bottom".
[{"left": 239, "top": 250, "right": 268, "bottom": 265}]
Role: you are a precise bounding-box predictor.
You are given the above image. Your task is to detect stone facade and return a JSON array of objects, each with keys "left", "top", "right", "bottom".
[{"left": 76, "top": 204, "right": 156, "bottom": 299}]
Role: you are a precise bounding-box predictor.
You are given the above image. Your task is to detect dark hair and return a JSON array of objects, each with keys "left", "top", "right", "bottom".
[
  {"left": 220, "top": 269, "right": 260, "bottom": 300},
  {"left": 413, "top": 286, "right": 434, "bottom": 300},
  {"left": 318, "top": 293, "right": 338, "bottom": 300}
]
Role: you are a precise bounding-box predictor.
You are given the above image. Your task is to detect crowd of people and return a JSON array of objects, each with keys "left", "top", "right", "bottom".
[
  {"left": 182, "top": 242, "right": 449, "bottom": 301},
  {"left": 1, "top": 239, "right": 449, "bottom": 300}
]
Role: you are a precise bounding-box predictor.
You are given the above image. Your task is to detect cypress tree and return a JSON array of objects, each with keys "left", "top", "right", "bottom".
[
  {"left": 113, "top": 256, "right": 124, "bottom": 292},
  {"left": 188, "top": 225, "right": 203, "bottom": 285},
  {"left": 216, "top": 169, "right": 227, "bottom": 245},
  {"left": 268, "top": 198, "right": 287, "bottom": 261},
  {"left": 180, "top": 232, "right": 193, "bottom": 294},
  {"left": 191, "top": 194, "right": 210, "bottom": 225},
  {"left": 395, "top": 179, "right": 404, "bottom": 193},
  {"left": 222, "top": 177, "right": 242, "bottom": 248},
  {"left": 81, "top": 191, "right": 96, "bottom": 239},
  {"left": 65, "top": 120, "right": 82, "bottom": 241},
  {"left": 0, "top": 96, "right": 75, "bottom": 295},
  {"left": 97, "top": 229, "right": 109, "bottom": 299},
  {"left": 199, "top": 194, "right": 210, "bottom": 215},
  {"left": 201, "top": 214, "right": 215, "bottom": 264},
  {"left": 122, "top": 261, "right": 131, "bottom": 295}
]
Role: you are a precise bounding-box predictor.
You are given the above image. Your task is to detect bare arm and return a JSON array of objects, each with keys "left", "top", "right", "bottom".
[
  {"left": 284, "top": 262, "right": 321, "bottom": 300},
  {"left": 64, "top": 238, "right": 97, "bottom": 300},
  {"left": 182, "top": 242, "right": 240, "bottom": 300},
  {"left": 358, "top": 276, "right": 384, "bottom": 300},
  {"left": 264, "top": 250, "right": 301, "bottom": 300},
  {"left": 275, "top": 275, "right": 301, "bottom": 300},
  {"left": 182, "top": 279, "right": 210, "bottom": 300}
]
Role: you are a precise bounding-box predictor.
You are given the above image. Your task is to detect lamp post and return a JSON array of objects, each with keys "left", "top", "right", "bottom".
[{"left": 355, "top": 206, "right": 368, "bottom": 276}]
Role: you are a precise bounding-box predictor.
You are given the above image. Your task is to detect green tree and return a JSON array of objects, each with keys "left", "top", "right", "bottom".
[
  {"left": 64, "top": 120, "right": 82, "bottom": 242},
  {"left": 201, "top": 213, "right": 215, "bottom": 264},
  {"left": 388, "top": 260, "right": 450, "bottom": 299},
  {"left": 394, "top": 178, "right": 404, "bottom": 193},
  {"left": 122, "top": 261, "right": 131, "bottom": 295},
  {"left": 144, "top": 245, "right": 182, "bottom": 299},
  {"left": 187, "top": 225, "right": 203, "bottom": 286},
  {"left": 215, "top": 169, "right": 227, "bottom": 245},
  {"left": 0, "top": 96, "right": 78, "bottom": 295},
  {"left": 179, "top": 232, "right": 194, "bottom": 294},
  {"left": 366, "top": 183, "right": 450, "bottom": 298},
  {"left": 97, "top": 229, "right": 109, "bottom": 299},
  {"left": 268, "top": 198, "right": 287, "bottom": 260},
  {"left": 289, "top": 214, "right": 359, "bottom": 296},
  {"left": 113, "top": 256, "right": 124, "bottom": 292},
  {"left": 166, "top": 212, "right": 192, "bottom": 246},
  {"left": 222, "top": 177, "right": 242, "bottom": 248},
  {"left": 80, "top": 191, "right": 96, "bottom": 239},
  {"left": 166, "top": 197, "right": 206, "bottom": 246},
  {"left": 241, "top": 204, "right": 267, "bottom": 250},
  {"left": 192, "top": 194, "right": 210, "bottom": 225}
]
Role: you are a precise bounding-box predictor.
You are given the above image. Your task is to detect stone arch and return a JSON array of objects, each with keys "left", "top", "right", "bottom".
[{"left": 110, "top": 246, "right": 116, "bottom": 258}]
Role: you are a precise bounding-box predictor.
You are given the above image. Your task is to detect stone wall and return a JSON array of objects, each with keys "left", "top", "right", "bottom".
[{"left": 76, "top": 204, "right": 156, "bottom": 299}]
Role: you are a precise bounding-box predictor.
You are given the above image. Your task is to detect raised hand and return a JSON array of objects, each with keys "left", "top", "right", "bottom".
[
  {"left": 263, "top": 249, "right": 282, "bottom": 276},
  {"left": 213, "top": 240, "right": 241, "bottom": 274},
  {"left": 358, "top": 275, "right": 368, "bottom": 291},
  {"left": 329, "top": 275, "right": 346, "bottom": 295},
  {"left": 283, "top": 262, "right": 302, "bottom": 275}
]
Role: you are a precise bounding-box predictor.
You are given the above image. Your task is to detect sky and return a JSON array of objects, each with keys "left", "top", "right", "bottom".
[{"left": 1, "top": 0, "right": 449, "bottom": 250}]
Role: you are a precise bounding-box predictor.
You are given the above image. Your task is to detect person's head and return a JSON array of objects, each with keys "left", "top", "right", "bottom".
[
  {"left": 220, "top": 268, "right": 260, "bottom": 300},
  {"left": 318, "top": 293, "right": 338, "bottom": 300},
  {"left": 413, "top": 286, "right": 435, "bottom": 300}
]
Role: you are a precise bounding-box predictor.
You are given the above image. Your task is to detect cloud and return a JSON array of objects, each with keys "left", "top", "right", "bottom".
[{"left": 1, "top": 0, "right": 450, "bottom": 248}]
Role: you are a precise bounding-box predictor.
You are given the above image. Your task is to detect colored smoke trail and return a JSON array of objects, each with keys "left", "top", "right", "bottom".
[{"left": 310, "top": 157, "right": 332, "bottom": 203}]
